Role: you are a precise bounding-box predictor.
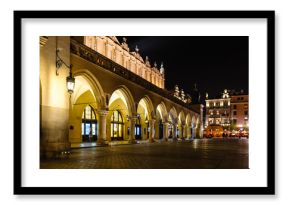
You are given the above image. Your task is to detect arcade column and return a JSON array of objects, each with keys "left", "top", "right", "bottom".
[
  {"left": 97, "top": 109, "right": 109, "bottom": 145},
  {"left": 149, "top": 119, "right": 156, "bottom": 143}
]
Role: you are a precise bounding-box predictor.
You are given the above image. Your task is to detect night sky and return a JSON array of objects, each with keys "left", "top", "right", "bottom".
[{"left": 116, "top": 36, "right": 248, "bottom": 103}]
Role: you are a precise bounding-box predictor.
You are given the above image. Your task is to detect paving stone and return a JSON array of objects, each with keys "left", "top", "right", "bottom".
[{"left": 40, "top": 138, "right": 248, "bottom": 169}]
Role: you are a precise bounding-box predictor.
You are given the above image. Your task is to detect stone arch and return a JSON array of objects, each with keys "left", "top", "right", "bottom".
[
  {"left": 68, "top": 71, "right": 105, "bottom": 145},
  {"left": 178, "top": 111, "right": 186, "bottom": 124},
  {"left": 73, "top": 70, "right": 106, "bottom": 109},
  {"left": 177, "top": 110, "right": 186, "bottom": 138},
  {"left": 137, "top": 95, "right": 155, "bottom": 120},
  {"left": 136, "top": 95, "right": 155, "bottom": 140},
  {"left": 168, "top": 106, "right": 178, "bottom": 124},
  {"left": 156, "top": 101, "right": 168, "bottom": 122},
  {"left": 192, "top": 114, "right": 199, "bottom": 128},
  {"left": 186, "top": 113, "right": 192, "bottom": 126},
  {"left": 155, "top": 102, "right": 168, "bottom": 140},
  {"left": 185, "top": 113, "right": 192, "bottom": 139},
  {"left": 107, "top": 85, "right": 136, "bottom": 141},
  {"left": 109, "top": 85, "right": 136, "bottom": 117}
]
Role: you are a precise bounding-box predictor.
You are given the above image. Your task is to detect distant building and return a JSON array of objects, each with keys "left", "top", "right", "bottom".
[
  {"left": 230, "top": 90, "right": 249, "bottom": 132},
  {"left": 205, "top": 89, "right": 231, "bottom": 128},
  {"left": 205, "top": 89, "right": 249, "bottom": 137}
]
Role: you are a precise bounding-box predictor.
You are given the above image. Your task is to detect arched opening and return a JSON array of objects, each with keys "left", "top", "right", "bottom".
[
  {"left": 69, "top": 74, "right": 104, "bottom": 145},
  {"left": 178, "top": 111, "right": 185, "bottom": 139},
  {"left": 168, "top": 107, "right": 178, "bottom": 138},
  {"left": 168, "top": 114, "right": 174, "bottom": 138},
  {"left": 137, "top": 96, "right": 154, "bottom": 140},
  {"left": 185, "top": 113, "right": 192, "bottom": 139},
  {"left": 81, "top": 105, "right": 98, "bottom": 142},
  {"left": 110, "top": 110, "right": 124, "bottom": 140},
  {"left": 156, "top": 102, "right": 168, "bottom": 140},
  {"left": 108, "top": 86, "right": 135, "bottom": 141}
]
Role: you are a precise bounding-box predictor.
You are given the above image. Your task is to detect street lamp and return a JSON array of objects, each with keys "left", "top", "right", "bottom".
[
  {"left": 56, "top": 48, "right": 75, "bottom": 94},
  {"left": 66, "top": 69, "right": 75, "bottom": 94}
]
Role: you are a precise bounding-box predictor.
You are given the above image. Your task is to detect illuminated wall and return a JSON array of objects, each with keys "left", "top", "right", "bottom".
[
  {"left": 230, "top": 95, "right": 249, "bottom": 129},
  {"left": 84, "top": 36, "right": 165, "bottom": 89}
]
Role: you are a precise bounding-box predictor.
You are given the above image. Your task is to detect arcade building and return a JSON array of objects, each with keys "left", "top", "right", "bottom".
[{"left": 40, "top": 36, "right": 203, "bottom": 158}]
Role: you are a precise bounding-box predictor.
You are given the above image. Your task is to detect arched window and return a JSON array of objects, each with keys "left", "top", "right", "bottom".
[
  {"left": 81, "top": 105, "right": 98, "bottom": 142},
  {"left": 111, "top": 110, "right": 124, "bottom": 140}
]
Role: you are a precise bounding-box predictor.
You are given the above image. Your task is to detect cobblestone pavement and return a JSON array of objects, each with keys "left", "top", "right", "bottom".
[{"left": 40, "top": 138, "right": 248, "bottom": 169}]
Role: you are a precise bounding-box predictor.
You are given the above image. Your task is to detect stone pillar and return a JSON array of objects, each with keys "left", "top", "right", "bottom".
[
  {"left": 97, "top": 110, "right": 109, "bottom": 145},
  {"left": 163, "top": 122, "right": 169, "bottom": 142},
  {"left": 182, "top": 124, "right": 186, "bottom": 140},
  {"left": 192, "top": 125, "right": 196, "bottom": 139},
  {"left": 129, "top": 116, "right": 137, "bottom": 144},
  {"left": 149, "top": 119, "right": 156, "bottom": 143},
  {"left": 40, "top": 36, "right": 71, "bottom": 159},
  {"left": 173, "top": 123, "right": 178, "bottom": 141}
]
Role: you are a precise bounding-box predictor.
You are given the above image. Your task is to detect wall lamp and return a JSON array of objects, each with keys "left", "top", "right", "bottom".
[{"left": 56, "top": 48, "right": 75, "bottom": 94}]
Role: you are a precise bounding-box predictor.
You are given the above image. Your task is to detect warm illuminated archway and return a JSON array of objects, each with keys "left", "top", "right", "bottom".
[
  {"left": 69, "top": 73, "right": 104, "bottom": 145},
  {"left": 156, "top": 102, "right": 168, "bottom": 139},
  {"left": 178, "top": 111, "right": 185, "bottom": 138},
  {"left": 168, "top": 107, "right": 178, "bottom": 138},
  {"left": 137, "top": 96, "right": 154, "bottom": 140},
  {"left": 185, "top": 113, "right": 192, "bottom": 139},
  {"left": 108, "top": 86, "right": 136, "bottom": 141}
]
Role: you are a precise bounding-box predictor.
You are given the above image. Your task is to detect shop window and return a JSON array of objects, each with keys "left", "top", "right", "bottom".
[
  {"left": 110, "top": 110, "right": 124, "bottom": 140},
  {"left": 81, "top": 105, "right": 98, "bottom": 142}
]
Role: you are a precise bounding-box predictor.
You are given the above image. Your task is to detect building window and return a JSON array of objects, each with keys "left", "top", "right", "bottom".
[
  {"left": 135, "top": 117, "right": 141, "bottom": 140},
  {"left": 81, "top": 105, "right": 98, "bottom": 142},
  {"left": 232, "top": 119, "right": 237, "bottom": 125},
  {"left": 233, "top": 105, "right": 237, "bottom": 109},
  {"left": 244, "top": 111, "right": 248, "bottom": 115},
  {"left": 111, "top": 110, "right": 124, "bottom": 140},
  {"left": 233, "top": 111, "right": 237, "bottom": 115}
]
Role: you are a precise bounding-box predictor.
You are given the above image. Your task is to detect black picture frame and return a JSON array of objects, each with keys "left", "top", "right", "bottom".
[{"left": 14, "top": 10, "right": 275, "bottom": 195}]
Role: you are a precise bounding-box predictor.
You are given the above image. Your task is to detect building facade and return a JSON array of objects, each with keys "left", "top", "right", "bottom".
[
  {"left": 84, "top": 36, "right": 165, "bottom": 89},
  {"left": 205, "top": 89, "right": 231, "bottom": 128},
  {"left": 40, "top": 36, "right": 203, "bottom": 158},
  {"left": 230, "top": 91, "right": 249, "bottom": 133},
  {"left": 205, "top": 89, "right": 249, "bottom": 137}
]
